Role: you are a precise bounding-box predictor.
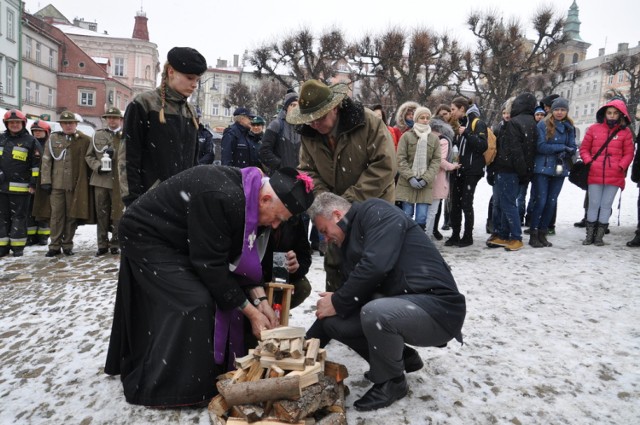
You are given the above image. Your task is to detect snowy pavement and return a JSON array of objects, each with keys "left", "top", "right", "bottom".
[{"left": 1, "top": 179, "right": 639, "bottom": 425}]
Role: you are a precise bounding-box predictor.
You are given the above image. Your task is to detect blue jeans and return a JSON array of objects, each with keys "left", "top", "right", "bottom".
[
  {"left": 517, "top": 183, "right": 528, "bottom": 223},
  {"left": 586, "top": 184, "right": 619, "bottom": 224},
  {"left": 402, "top": 202, "right": 428, "bottom": 226},
  {"left": 493, "top": 172, "right": 521, "bottom": 240},
  {"left": 530, "top": 174, "right": 565, "bottom": 230}
]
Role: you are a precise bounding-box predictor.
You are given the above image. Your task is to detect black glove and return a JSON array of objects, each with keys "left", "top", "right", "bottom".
[
  {"left": 41, "top": 184, "right": 52, "bottom": 194},
  {"left": 105, "top": 147, "right": 114, "bottom": 158},
  {"left": 98, "top": 167, "right": 110, "bottom": 175},
  {"left": 0, "top": 170, "right": 4, "bottom": 184}
]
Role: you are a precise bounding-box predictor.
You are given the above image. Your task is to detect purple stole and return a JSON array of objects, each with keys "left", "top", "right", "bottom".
[{"left": 214, "top": 167, "right": 264, "bottom": 369}]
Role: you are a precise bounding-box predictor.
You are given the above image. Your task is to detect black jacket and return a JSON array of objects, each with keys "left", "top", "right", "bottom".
[
  {"left": 0, "top": 128, "right": 40, "bottom": 194},
  {"left": 259, "top": 111, "right": 302, "bottom": 173},
  {"left": 197, "top": 124, "right": 215, "bottom": 165},
  {"left": 453, "top": 106, "right": 488, "bottom": 177},
  {"left": 492, "top": 93, "right": 538, "bottom": 183},
  {"left": 631, "top": 129, "right": 640, "bottom": 185},
  {"left": 332, "top": 199, "right": 466, "bottom": 341},
  {"left": 261, "top": 216, "right": 311, "bottom": 283}
]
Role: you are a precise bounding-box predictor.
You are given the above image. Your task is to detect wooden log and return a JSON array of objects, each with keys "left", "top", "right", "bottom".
[
  {"left": 260, "top": 326, "right": 305, "bottom": 340},
  {"left": 217, "top": 370, "right": 236, "bottom": 381},
  {"left": 286, "top": 362, "right": 322, "bottom": 388},
  {"left": 259, "top": 355, "right": 306, "bottom": 371},
  {"left": 207, "top": 394, "right": 229, "bottom": 418},
  {"left": 232, "top": 367, "right": 248, "bottom": 383},
  {"left": 323, "top": 361, "right": 348, "bottom": 383},
  {"left": 304, "top": 339, "right": 320, "bottom": 366},
  {"left": 315, "top": 412, "right": 347, "bottom": 425},
  {"left": 209, "top": 411, "right": 227, "bottom": 425},
  {"left": 263, "top": 339, "right": 279, "bottom": 354},
  {"left": 272, "top": 376, "right": 340, "bottom": 423},
  {"left": 289, "top": 338, "right": 304, "bottom": 359},
  {"left": 268, "top": 365, "right": 285, "bottom": 378},
  {"left": 235, "top": 353, "right": 257, "bottom": 370},
  {"left": 231, "top": 404, "right": 265, "bottom": 423},
  {"left": 219, "top": 375, "right": 301, "bottom": 406},
  {"left": 246, "top": 359, "right": 265, "bottom": 382},
  {"left": 279, "top": 338, "right": 291, "bottom": 353},
  {"left": 226, "top": 418, "right": 305, "bottom": 425}
]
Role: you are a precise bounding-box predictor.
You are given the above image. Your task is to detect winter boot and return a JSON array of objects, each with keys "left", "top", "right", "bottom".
[
  {"left": 593, "top": 223, "right": 607, "bottom": 246},
  {"left": 0, "top": 246, "right": 10, "bottom": 257},
  {"left": 538, "top": 229, "right": 553, "bottom": 247},
  {"left": 574, "top": 218, "right": 587, "bottom": 228},
  {"left": 458, "top": 234, "right": 474, "bottom": 247},
  {"left": 582, "top": 222, "right": 597, "bottom": 245},
  {"left": 627, "top": 230, "right": 640, "bottom": 247},
  {"left": 528, "top": 229, "right": 544, "bottom": 248},
  {"left": 444, "top": 233, "right": 460, "bottom": 247},
  {"left": 12, "top": 248, "right": 24, "bottom": 257},
  {"left": 432, "top": 229, "right": 443, "bottom": 240}
]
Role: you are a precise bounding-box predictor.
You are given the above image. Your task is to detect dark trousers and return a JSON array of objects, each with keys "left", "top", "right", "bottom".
[
  {"left": 0, "top": 193, "right": 30, "bottom": 251},
  {"left": 94, "top": 186, "right": 119, "bottom": 249},
  {"left": 530, "top": 174, "right": 565, "bottom": 230},
  {"left": 449, "top": 173, "right": 481, "bottom": 237},
  {"left": 492, "top": 173, "right": 522, "bottom": 240}
]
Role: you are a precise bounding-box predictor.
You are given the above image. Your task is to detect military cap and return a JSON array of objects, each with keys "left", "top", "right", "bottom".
[
  {"left": 102, "top": 107, "right": 123, "bottom": 118},
  {"left": 58, "top": 111, "right": 79, "bottom": 123}
]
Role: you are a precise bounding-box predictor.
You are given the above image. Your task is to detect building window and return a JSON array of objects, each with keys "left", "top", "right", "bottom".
[
  {"left": 608, "top": 74, "right": 614, "bottom": 84},
  {"left": 25, "top": 81, "right": 32, "bottom": 102},
  {"left": 145, "top": 65, "right": 151, "bottom": 80},
  {"left": 558, "top": 53, "right": 565, "bottom": 65},
  {"left": 36, "top": 43, "right": 42, "bottom": 64},
  {"left": 575, "top": 107, "right": 579, "bottom": 117},
  {"left": 114, "top": 57, "right": 125, "bottom": 77},
  {"left": 585, "top": 82, "right": 590, "bottom": 92},
  {"left": 572, "top": 53, "right": 579, "bottom": 64},
  {"left": 49, "top": 49, "right": 55, "bottom": 68},
  {"left": 6, "top": 62, "right": 15, "bottom": 96},
  {"left": 79, "top": 62, "right": 85, "bottom": 68},
  {"left": 78, "top": 89, "right": 96, "bottom": 106},
  {"left": 48, "top": 88, "right": 54, "bottom": 107},
  {"left": 583, "top": 105, "right": 588, "bottom": 116},
  {"left": 578, "top": 85, "right": 582, "bottom": 95},
  {"left": 25, "top": 37, "right": 32, "bottom": 59},
  {"left": 592, "top": 80, "right": 598, "bottom": 92},
  {"left": 567, "top": 89, "right": 571, "bottom": 99},
  {"left": 618, "top": 71, "right": 624, "bottom": 83},
  {"left": 590, "top": 103, "right": 595, "bottom": 115},
  {"left": 224, "top": 107, "right": 231, "bottom": 117},
  {"left": 34, "top": 83, "right": 41, "bottom": 104},
  {"left": 7, "top": 10, "right": 15, "bottom": 41},
  {"left": 212, "top": 104, "right": 219, "bottom": 116}
]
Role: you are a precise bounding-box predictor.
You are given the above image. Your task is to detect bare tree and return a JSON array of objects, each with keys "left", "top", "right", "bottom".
[
  {"left": 601, "top": 52, "right": 640, "bottom": 132},
  {"left": 350, "top": 27, "right": 462, "bottom": 108},
  {"left": 254, "top": 80, "right": 288, "bottom": 120},
  {"left": 463, "top": 7, "right": 567, "bottom": 125},
  {"left": 248, "top": 27, "right": 351, "bottom": 86},
  {"left": 223, "top": 82, "right": 254, "bottom": 111}
]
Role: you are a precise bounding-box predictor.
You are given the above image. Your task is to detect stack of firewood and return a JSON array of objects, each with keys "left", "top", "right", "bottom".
[{"left": 208, "top": 326, "right": 348, "bottom": 425}]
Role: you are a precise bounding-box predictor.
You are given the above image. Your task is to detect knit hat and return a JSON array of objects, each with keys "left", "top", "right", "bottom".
[
  {"left": 283, "top": 92, "right": 299, "bottom": 110},
  {"left": 233, "top": 107, "right": 255, "bottom": 118},
  {"left": 58, "top": 111, "right": 79, "bottom": 123},
  {"left": 534, "top": 106, "right": 545, "bottom": 115},
  {"left": 286, "top": 79, "right": 348, "bottom": 125},
  {"left": 551, "top": 97, "right": 569, "bottom": 111},
  {"left": 270, "top": 168, "right": 315, "bottom": 215},
  {"left": 167, "top": 47, "right": 207, "bottom": 76},
  {"left": 413, "top": 106, "right": 432, "bottom": 122}
]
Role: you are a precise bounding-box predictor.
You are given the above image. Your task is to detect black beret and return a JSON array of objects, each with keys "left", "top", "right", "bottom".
[{"left": 167, "top": 47, "right": 207, "bottom": 76}]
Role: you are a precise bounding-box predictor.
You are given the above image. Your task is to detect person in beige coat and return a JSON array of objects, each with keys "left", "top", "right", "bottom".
[
  {"left": 86, "top": 107, "right": 125, "bottom": 256},
  {"left": 395, "top": 107, "right": 441, "bottom": 231},
  {"left": 40, "top": 111, "right": 93, "bottom": 257},
  {"left": 288, "top": 79, "right": 396, "bottom": 291}
]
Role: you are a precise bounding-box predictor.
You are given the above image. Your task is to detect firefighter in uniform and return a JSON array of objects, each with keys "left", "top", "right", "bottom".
[
  {"left": 27, "top": 120, "right": 52, "bottom": 246},
  {"left": 40, "top": 111, "right": 93, "bottom": 257},
  {"left": 0, "top": 109, "right": 40, "bottom": 257},
  {"left": 86, "top": 107, "right": 124, "bottom": 256}
]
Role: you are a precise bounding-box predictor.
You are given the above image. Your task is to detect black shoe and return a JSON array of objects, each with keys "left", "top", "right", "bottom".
[
  {"left": 96, "top": 248, "right": 109, "bottom": 256},
  {"left": 45, "top": 249, "right": 61, "bottom": 257},
  {"left": 0, "top": 247, "right": 10, "bottom": 257},
  {"left": 110, "top": 247, "right": 120, "bottom": 255},
  {"left": 444, "top": 235, "right": 459, "bottom": 247},
  {"left": 432, "top": 229, "right": 443, "bottom": 240},
  {"left": 12, "top": 250, "right": 24, "bottom": 257},
  {"left": 38, "top": 237, "right": 49, "bottom": 246},
  {"left": 458, "top": 235, "right": 473, "bottom": 247},
  {"left": 354, "top": 375, "right": 408, "bottom": 411},
  {"left": 627, "top": 230, "right": 640, "bottom": 247},
  {"left": 441, "top": 224, "right": 451, "bottom": 231},
  {"left": 63, "top": 249, "right": 75, "bottom": 256},
  {"left": 574, "top": 218, "right": 587, "bottom": 228}
]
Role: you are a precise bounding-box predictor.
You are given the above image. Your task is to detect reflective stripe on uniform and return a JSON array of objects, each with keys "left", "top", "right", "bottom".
[
  {"left": 0, "top": 237, "right": 9, "bottom": 247},
  {"left": 0, "top": 146, "right": 4, "bottom": 155},
  {"left": 32, "top": 166, "right": 40, "bottom": 177},
  {"left": 37, "top": 228, "right": 51, "bottom": 236},
  {"left": 27, "top": 226, "right": 38, "bottom": 236},
  {"left": 8, "top": 182, "right": 30, "bottom": 192},
  {"left": 10, "top": 237, "right": 28, "bottom": 247},
  {"left": 12, "top": 146, "right": 28, "bottom": 161}
]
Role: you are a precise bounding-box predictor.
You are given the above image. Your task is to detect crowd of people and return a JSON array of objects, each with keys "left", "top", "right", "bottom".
[{"left": 2, "top": 44, "right": 638, "bottom": 414}]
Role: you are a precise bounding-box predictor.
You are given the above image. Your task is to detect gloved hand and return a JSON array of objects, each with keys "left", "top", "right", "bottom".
[
  {"left": 417, "top": 178, "right": 427, "bottom": 188},
  {"left": 409, "top": 177, "right": 422, "bottom": 189},
  {"left": 40, "top": 184, "right": 52, "bottom": 194},
  {"left": 98, "top": 166, "right": 110, "bottom": 175},
  {"left": 105, "top": 147, "right": 114, "bottom": 158},
  {"left": 564, "top": 146, "right": 574, "bottom": 153}
]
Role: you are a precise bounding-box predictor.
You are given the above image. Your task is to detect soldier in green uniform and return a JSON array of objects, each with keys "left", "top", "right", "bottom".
[
  {"left": 40, "top": 111, "right": 93, "bottom": 257},
  {"left": 86, "top": 107, "right": 125, "bottom": 256}
]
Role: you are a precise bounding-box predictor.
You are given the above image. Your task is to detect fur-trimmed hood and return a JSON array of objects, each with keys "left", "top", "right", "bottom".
[{"left": 394, "top": 101, "right": 420, "bottom": 132}]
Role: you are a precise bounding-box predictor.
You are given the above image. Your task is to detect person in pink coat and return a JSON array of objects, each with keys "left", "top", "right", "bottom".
[
  {"left": 579, "top": 98, "right": 635, "bottom": 246},
  {"left": 424, "top": 118, "right": 460, "bottom": 240}
]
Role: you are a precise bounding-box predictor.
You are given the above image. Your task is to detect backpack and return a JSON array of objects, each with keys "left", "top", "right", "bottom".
[{"left": 471, "top": 117, "right": 497, "bottom": 166}]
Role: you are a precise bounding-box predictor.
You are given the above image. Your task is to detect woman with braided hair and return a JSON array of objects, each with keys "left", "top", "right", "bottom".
[{"left": 119, "top": 47, "right": 207, "bottom": 206}]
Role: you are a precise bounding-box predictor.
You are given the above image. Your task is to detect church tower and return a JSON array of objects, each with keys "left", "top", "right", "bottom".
[
  {"left": 132, "top": 9, "right": 149, "bottom": 41},
  {"left": 557, "top": 1, "right": 591, "bottom": 65}
]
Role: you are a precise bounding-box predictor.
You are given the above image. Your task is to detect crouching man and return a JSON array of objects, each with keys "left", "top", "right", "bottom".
[{"left": 307, "top": 193, "right": 466, "bottom": 411}]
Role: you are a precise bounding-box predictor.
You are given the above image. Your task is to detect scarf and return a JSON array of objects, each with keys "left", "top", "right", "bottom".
[
  {"left": 411, "top": 123, "right": 432, "bottom": 177},
  {"left": 214, "top": 167, "right": 266, "bottom": 370}
]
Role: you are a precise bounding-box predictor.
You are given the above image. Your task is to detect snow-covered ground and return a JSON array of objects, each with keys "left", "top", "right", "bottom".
[{"left": 1, "top": 177, "right": 639, "bottom": 425}]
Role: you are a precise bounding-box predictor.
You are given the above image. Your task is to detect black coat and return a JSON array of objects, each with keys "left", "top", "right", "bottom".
[
  {"left": 453, "top": 108, "right": 488, "bottom": 177},
  {"left": 221, "top": 123, "right": 262, "bottom": 168},
  {"left": 261, "top": 216, "right": 311, "bottom": 283},
  {"left": 332, "top": 199, "right": 466, "bottom": 340},
  {"left": 492, "top": 93, "right": 538, "bottom": 183},
  {"left": 0, "top": 128, "right": 40, "bottom": 194},
  {"left": 631, "top": 129, "right": 640, "bottom": 185},
  {"left": 259, "top": 111, "right": 302, "bottom": 173}
]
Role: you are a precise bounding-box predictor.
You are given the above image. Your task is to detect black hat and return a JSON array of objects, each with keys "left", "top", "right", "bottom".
[
  {"left": 233, "top": 107, "right": 255, "bottom": 117},
  {"left": 283, "top": 92, "right": 299, "bottom": 110},
  {"left": 167, "top": 47, "right": 207, "bottom": 76},
  {"left": 270, "top": 168, "right": 315, "bottom": 215},
  {"left": 540, "top": 94, "right": 559, "bottom": 109}
]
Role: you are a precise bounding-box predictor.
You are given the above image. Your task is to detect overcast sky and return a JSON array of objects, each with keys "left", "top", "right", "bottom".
[{"left": 23, "top": 0, "right": 639, "bottom": 70}]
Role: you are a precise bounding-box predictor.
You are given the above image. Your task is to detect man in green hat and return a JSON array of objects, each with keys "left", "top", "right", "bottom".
[
  {"left": 86, "top": 107, "right": 125, "bottom": 256},
  {"left": 40, "top": 111, "right": 93, "bottom": 256},
  {"left": 287, "top": 79, "right": 397, "bottom": 291}
]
